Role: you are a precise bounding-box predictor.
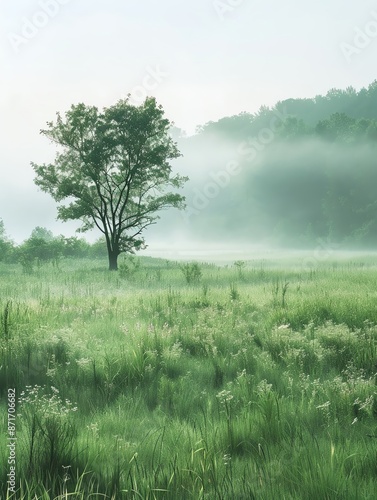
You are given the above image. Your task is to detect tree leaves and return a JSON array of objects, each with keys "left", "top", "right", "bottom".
[{"left": 32, "top": 97, "right": 187, "bottom": 269}]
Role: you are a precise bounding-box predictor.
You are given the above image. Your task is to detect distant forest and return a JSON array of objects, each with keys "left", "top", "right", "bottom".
[
  {"left": 173, "top": 80, "right": 377, "bottom": 248},
  {"left": 2, "top": 82, "right": 377, "bottom": 260}
]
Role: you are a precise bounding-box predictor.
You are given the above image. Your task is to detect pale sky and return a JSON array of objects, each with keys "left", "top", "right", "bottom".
[{"left": 1, "top": 0, "right": 377, "bottom": 242}]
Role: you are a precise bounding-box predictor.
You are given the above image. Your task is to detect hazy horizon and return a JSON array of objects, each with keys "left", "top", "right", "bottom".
[{"left": 2, "top": 0, "right": 377, "bottom": 245}]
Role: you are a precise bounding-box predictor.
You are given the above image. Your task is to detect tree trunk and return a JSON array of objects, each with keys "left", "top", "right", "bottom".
[{"left": 108, "top": 250, "right": 119, "bottom": 271}]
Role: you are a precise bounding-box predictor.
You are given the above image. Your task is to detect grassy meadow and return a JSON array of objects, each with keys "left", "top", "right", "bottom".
[{"left": 1, "top": 253, "right": 377, "bottom": 499}]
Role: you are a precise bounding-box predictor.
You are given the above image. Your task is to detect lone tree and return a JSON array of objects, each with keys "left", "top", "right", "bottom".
[{"left": 32, "top": 97, "right": 187, "bottom": 270}]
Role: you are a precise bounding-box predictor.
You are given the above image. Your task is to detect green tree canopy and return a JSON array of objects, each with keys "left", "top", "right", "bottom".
[
  {"left": 0, "top": 219, "right": 14, "bottom": 262},
  {"left": 32, "top": 97, "right": 187, "bottom": 270},
  {"left": 30, "top": 226, "right": 54, "bottom": 241}
]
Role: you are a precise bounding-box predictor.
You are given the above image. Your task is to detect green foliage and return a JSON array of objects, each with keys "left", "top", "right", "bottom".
[
  {"left": 271, "top": 279, "right": 289, "bottom": 307},
  {"left": 184, "top": 80, "right": 377, "bottom": 248},
  {"left": 229, "top": 282, "right": 240, "bottom": 301},
  {"left": 18, "top": 385, "right": 77, "bottom": 484},
  {"left": 31, "top": 97, "right": 187, "bottom": 270},
  {"left": 198, "top": 80, "right": 377, "bottom": 139},
  {"left": 233, "top": 260, "right": 246, "bottom": 280},
  {"left": 118, "top": 255, "right": 141, "bottom": 279},
  {"left": 0, "top": 219, "right": 15, "bottom": 263},
  {"left": 0, "top": 218, "right": 4, "bottom": 238},
  {"left": 1, "top": 300, "right": 12, "bottom": 341},
  {"left": 30, "top": 226, "right": 54, "bottom": 241},
  {"left": 14, "top": 233, "right": 110, "bottom": 272},
  {"left": 17, "top": 236, "right": 63, "bottom": 272},
  {"left": 2, "top": 256, "right": 377, "bottom": 498},
  {"left": 87, "top": 236, "right": 108, "bottom": 259},
  {"left": 62, "top": 236, "right": 91, "bottom": 258},
  {"left": 180, "top": 261, "right": 202, "bottom": 284}
]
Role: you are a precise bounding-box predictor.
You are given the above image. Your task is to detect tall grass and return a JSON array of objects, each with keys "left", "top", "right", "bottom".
[{"left": 1, "top": 255, "right": 377, "bottom": 498}]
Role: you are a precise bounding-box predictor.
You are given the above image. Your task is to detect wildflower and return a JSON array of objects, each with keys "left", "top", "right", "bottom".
[
  {"left": 256, "top": 380, "right": 273, "bottom": 394},
  {"left": 278, "top": 324, "right": 290, "bottom": 330},
  {"left": 76, "top": 357, "right": 91, "bottom": 368},
  {"left": 216, "top": 390, "right": 234, "bottom": 403},
  {"left": 86, "top": 422, "right": 99, "bottom": 438}
]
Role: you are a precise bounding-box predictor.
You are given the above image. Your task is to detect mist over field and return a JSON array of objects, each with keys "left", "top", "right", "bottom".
[
  {"left": 4, "top": 2, "right": 377, "bottom": 498},
  {"left": 144, "top": 85, "right": 377, "bottom": 256},
  {"left": 3, "top": 81, "right": 377, "bottom": 264}
]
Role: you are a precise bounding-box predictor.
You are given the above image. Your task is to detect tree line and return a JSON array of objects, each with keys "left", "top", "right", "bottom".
[
  {"left": 0, "top": 223, "right": 108, "bottom": 272},
  {"left": 4, "top": 81, "right": 377, "bottom": 266},
  {"left": 195, "top": 80, "right": 377, "bottom": 139},
  {"left": 178, "top": 80, "right": 377, "bottom": 248}
]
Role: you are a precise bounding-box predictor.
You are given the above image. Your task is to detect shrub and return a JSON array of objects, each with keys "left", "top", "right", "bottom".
[
  {"left": 180, "top": 262, "right": 202, "bottom": 284},
  {"left": 118, "top": 255, "right": 141, "bottom": 279},
  {"left": 18, "top": 385, "right": 78, "bottom": 482}
]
